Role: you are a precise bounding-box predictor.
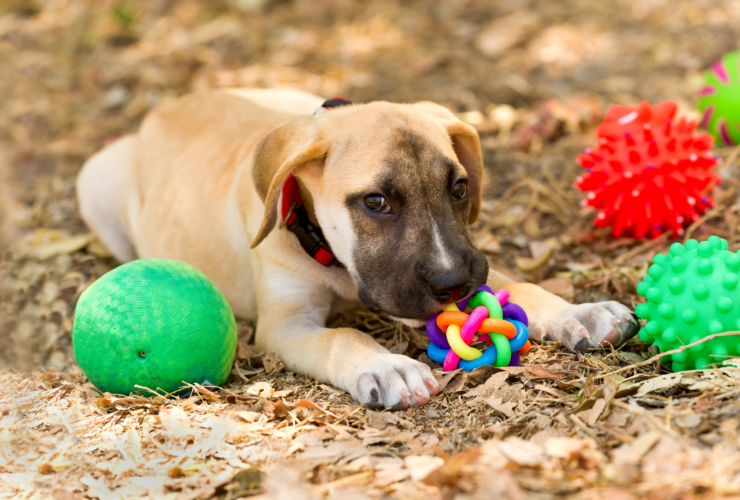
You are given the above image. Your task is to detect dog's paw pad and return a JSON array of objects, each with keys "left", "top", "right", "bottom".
[
  {"left": 550, "top": 301, "right": 640, "bottom": 351},
  {"left": 351, "top": 354, "right": 439, "bottom": 409}
]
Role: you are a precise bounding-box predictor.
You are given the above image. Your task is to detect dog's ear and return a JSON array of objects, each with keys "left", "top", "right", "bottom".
[
  {"left": 446, "top": 120, "right": 483, "bottom": 224},
  {"left": 250, "top": 118, "right": 327, "bottom": 248},
  {"left": 411, "top": 102, "right": 483, "bottom": 224}
]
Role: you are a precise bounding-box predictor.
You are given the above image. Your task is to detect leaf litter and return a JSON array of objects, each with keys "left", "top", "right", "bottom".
[{"left": 5, "top": 0, "right": 740, "bottom": 498}]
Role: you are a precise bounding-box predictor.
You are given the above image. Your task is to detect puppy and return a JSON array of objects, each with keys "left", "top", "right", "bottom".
[{"left": 77, "top": 89, "right": 639, "bottom": 409}]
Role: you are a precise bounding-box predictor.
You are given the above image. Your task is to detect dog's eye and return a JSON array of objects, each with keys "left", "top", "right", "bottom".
[
  {"left": 364, "top": 195, "right": 392, "bottom": 214},
  {"left": 452, "top": 180, "right": 468, "bottom": 200}
]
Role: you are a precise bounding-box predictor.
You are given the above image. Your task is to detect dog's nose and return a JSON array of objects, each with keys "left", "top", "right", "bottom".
[{"left": 429, "top": 270, "right": 471, "bottom": 304}]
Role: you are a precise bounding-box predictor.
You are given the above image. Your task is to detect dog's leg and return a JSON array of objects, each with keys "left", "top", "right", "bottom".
[
  {"left": 491, "top": 271, "right": 639, "bottom": 352},
  {"left": 254, "top": 266, "right": 439, "bottom": 409}
]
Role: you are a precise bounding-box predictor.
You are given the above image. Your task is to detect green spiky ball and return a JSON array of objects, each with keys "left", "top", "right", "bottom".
[
  {"left": 636, "top": 236, "right": 740, "bottom": 371},
  {"left": 73, "top": 259, "right": 237, "bottom": 395}
]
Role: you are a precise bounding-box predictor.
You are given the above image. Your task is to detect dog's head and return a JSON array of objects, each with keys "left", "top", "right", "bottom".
[{"left": 250, "top": 101, "right": 489, "bottom": 323}]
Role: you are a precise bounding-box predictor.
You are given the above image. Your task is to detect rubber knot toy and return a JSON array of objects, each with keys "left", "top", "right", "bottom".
[
  {"left": 425, "top": 285, "right": 530, "bottom": 372},
  {"left": 636, "top": 236, "right": 740, "bottom": 371},
  {"left": 574, "top": 101, "right": 720, "bottom": 239}
]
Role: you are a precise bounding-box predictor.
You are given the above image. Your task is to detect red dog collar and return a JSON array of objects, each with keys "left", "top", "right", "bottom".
[{"left": 279, "top": 98, "right": 351, "bottom": 267}]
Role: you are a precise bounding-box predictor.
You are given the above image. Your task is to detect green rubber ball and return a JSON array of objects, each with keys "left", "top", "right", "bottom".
[
  {"left": 73, "top": 258, "right": 237, "bottom": 395},
  {"left": 635, "top": 236, "right": 740, "bottom": 371}
]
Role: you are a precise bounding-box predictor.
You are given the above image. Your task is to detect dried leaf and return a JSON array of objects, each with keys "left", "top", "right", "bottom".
[
  {"left": 626, "top": 431, "right": 662, "bottom": 461},
  {"left": 403, "top": 455, "right": 445, "bottom": 482},
  {"left": 574, "top": 376, "right": 640, "bottom": 413},
  {"left": 603, "top": 375, "right": 621, "bottom": 407},
  {"left": 255, "top": 398, "right": 275, "bottom": 418},
  {"left": 486, "top": 397, "right": 517, "bottom": 418},
  {"left": 319, "top": 384, "right": 343, "bottom": 394},
  {"left": 158, "top": 408, "right": 193, "bottom": 440},
  {"left": 526, "top": 365, "right": 561, "bottom": 379},
  {"left": 635, "top": 373, "right": 684, "bottom": 398},
  {"left": 516, "top": 247, "right": 553, "bottom": 272},
  {"left": 247, "top": 381, "right": 275, "bottom": 398},
  {"left": 297, "top": 439, "right": 368, "bottom": 469},
  {"left": 294, "top": 399, "right": 338, "bottom": 418},
  {"left": 435, "top": 368, "right": 462, "bottom": 393},
  {"left": 545, "top": 437, "right": 597, "bottom": 462},
  {"left": 236, "top": 342, "right": 260, "bottom": 361},
  {"left": 445, "top": 371, "right": 469, "bottom": 393},
  {"left": 374, "top": 457, "right": 410, "bottom": 486},
  {"left": 423, "top": 450, "right": 481, "bottom": 487},
  {"left": 389, "top": 341, "right": 409, "bottom": 355},
  {"left": 579, "top": 398, "right": 606, "bottom": 426},
  {"left": 474, "top": 232, "right": 502, "bottom": 253},
  {"left": 537, "top": 277, "right": 574, "bottom": 300},
  {"left": 476, "top": 11, "right": 540, "bottom": 57},
  {"left": 498, "top": 437, "right": 546, "bottom": 466},
  {"left": 273, "top": 400, "right": 293, "bottom": 419},
  {"left": 236, "top": 411, "right": 260, "bottom": 423},
  {"left": 38, "top": 463, "right": 55, "bottom": 475},
  {"left": 465, "top": 371, "right": 510, "bottom": 398},
  {"left": 263, "top": 352, "right": 283, "bottom": 372},
  {"left": 25, "top": 234, "right": 95, "bottom": 260},
  {"left": 51, "top": 489, "right": 85, "bottom": 500},
  {"left": 366, "top": 410, "right": 389, "bottom": 430},
  {"left": 168, "top": 467, "right": 186, "bottom": 478}
]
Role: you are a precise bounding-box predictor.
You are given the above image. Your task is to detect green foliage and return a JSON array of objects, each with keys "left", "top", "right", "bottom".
[{"left": 111, "top": 2, "right": 138, "bottom": 33}]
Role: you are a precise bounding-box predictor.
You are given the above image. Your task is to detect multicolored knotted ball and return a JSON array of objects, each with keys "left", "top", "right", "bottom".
[{"left": 425, "top": 286, "right": 530, "bottom": 372}]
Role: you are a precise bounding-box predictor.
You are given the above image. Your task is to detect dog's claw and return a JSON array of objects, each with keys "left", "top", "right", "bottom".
[
  {"left": 544, "top": 301, "right": 640, "bottom": 353},
  {"left": 574, "top": 339, "right": 591, "bottom": 352},
  {"left": 370, "top": 388, "right": 380, "bottom": 405}
]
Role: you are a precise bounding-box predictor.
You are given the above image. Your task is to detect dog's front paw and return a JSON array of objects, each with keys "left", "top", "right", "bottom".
[
  {"left": 545, "top": 301, "right": 640, "bottom": 352},
  {"left": 350, "top": 354, "right": 439, "bottom": 410}
]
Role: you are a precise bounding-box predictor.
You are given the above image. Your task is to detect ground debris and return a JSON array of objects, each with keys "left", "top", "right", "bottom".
[{"left": 4, "top": 0, "right": 740, "bottom": 498}]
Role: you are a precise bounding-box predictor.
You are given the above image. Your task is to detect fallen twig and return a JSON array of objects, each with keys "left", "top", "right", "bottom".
[
  {"left": 595, "top": 331, "right": 740, "bottom": 380},
  {"left": 717, "top": 144, "right": 740, "bottom": 176},
  {"left": 684, "top": 207, "right": 721, "bottom": 241},
  {"left": 610, "top": 231, "right": 671, "bottom": 266}
]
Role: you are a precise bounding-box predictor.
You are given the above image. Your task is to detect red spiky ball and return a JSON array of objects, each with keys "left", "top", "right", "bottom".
[{"left": 574, "top": 101, "right": 721, "bottom": 239}]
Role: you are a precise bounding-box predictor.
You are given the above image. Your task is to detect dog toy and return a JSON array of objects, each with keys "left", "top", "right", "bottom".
[
  {"left": 635, "top": 236, "right": 740, "bottom": 371},
  {"left": 73, "top": 259, "right": 237, "bottom": 395},
  {"left": 574, "top": 101, "right": 720, "bottom": 239},
  {"left": 698, "top": 50, "right": 740, "bottom": 146},
  {"left": 425, "top": 286, "right": 530, "bottom": 372}
]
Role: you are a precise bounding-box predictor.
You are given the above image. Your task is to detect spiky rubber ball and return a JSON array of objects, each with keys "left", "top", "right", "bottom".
[
  {"left": 73, "top": 259, "right": 237, "bottom": 395},
  {"left": 635, "top": 236, "right": 740, "bottom": 371},
  {"left": 574, "top": 101, "right": 720, "bottom": 239},
  {"left": 698, "top": 50, "right": 740, "bottom": 146}
]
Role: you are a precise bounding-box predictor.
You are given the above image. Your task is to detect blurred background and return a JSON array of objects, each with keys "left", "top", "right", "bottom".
[{"left": 2, "top": 0, "right": 740, "bottom": 371}]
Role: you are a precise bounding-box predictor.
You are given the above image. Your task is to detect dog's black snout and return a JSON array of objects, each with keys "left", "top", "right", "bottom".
[{"left": 429, "top": 270, "right": 471, "bottom": 304}]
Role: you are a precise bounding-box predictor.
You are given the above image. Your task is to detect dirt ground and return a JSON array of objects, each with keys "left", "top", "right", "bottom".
[{"left": 4, "top": 0, "right": 740, "bottom": 498}]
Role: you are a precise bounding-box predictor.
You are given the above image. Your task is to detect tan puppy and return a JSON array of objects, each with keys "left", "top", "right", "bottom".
[{"left": 77, "top": 89, "right": 638, "bottom": 409}]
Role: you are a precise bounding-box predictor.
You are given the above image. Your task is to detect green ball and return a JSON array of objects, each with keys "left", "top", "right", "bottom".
[
  {"left": 73, "top": 259, "right": 237, "bottom": 395},
  {"left": 697, "top": 50, "right": 740, "bottom": 146},
  {"left": 635, "top": 236, "right": 740, "bottom": 371}
]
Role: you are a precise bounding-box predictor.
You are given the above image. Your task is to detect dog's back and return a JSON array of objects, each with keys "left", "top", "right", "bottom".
[{"left": 76, "top": 89, "right": 319, "bottom": 316}]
